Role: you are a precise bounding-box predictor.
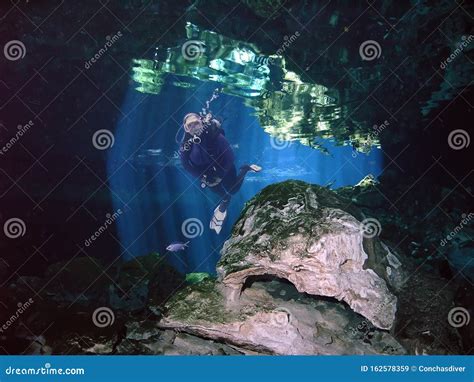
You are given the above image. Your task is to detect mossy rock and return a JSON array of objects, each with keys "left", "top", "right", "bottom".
[
  {"left": 185, "top": 272, "right": 212, "bottom": 284},
  {"left": 164, "top": 279, "right": 231, "bottom": 324},
  {"left": 218, "top": 180, "right": 362, "bottom": 275}
]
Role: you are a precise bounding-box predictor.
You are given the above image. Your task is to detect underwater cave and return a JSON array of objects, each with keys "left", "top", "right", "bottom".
[{"left": 0, "top": 0, "right": 472, "bottom": 359}]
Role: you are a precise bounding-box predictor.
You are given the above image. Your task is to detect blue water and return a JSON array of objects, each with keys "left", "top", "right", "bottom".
[{"left": 107, "top": 78, "right": 382, "bottom": 274}]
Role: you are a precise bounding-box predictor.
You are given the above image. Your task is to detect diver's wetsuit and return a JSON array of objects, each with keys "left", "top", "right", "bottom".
[{"left": 179, "top": 121, "right": 250, "bottom": 211}]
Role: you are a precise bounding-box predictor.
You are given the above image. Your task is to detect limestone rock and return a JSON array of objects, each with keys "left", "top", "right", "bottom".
[
  {"left": 217, "top": 180, "right": 398, "bottom": 330},
  {"left": 159, "top": 279, "right": 405, "bottom": 355}
]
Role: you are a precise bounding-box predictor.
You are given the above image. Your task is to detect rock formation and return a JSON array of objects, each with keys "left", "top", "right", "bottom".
[
  {"left": 159, "top": 180, "right": 406, "bottom": 354},
  {"left": 2, "top": 180, "right": 466, "bottom": 355},
  {"left": 217, "top": 180, "right": 398, "bottom": 330}
]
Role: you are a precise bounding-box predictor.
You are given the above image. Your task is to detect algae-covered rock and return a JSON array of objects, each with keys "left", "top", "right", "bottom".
[
  {"left": 217, "top": 180, "right": 398, "bottom": 330},
  {"left": 163, "top": 279, "right": 233, "bottom": 325},
  {"left": 159, "top": 277, "right": 405, "bottom": 355},
  {"left": 185, "top": 272, "right": 212, "bottom": 284},
  {"left": 157, "top": 180, "right": 411, "bottom": 354}
]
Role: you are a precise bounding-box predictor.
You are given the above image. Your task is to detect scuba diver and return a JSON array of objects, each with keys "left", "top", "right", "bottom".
[{"left": 179, "top": 112, "right": 261, "bottom": 234}]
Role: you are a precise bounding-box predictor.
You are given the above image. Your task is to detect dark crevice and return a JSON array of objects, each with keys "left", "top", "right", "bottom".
[{"left": 241, "top": 274, "right": 350, "bottom": 306}]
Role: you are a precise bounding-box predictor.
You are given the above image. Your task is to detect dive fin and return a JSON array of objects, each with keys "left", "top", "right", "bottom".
[
  {"left": 249, "top": 164, "right": 262, "bottom": 172},
  {"left": 210, "top": 206, "right": 227, "bottom": 234}
]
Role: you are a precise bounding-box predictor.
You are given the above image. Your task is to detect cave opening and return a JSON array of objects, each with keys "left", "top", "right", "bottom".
[{"left": 241, "top": 274, "right": 349, "bottom": 306}]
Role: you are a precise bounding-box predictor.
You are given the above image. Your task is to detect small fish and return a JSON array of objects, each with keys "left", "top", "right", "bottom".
[{"left": 166, "top": 241, "right": 189, "bottom": 252}]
